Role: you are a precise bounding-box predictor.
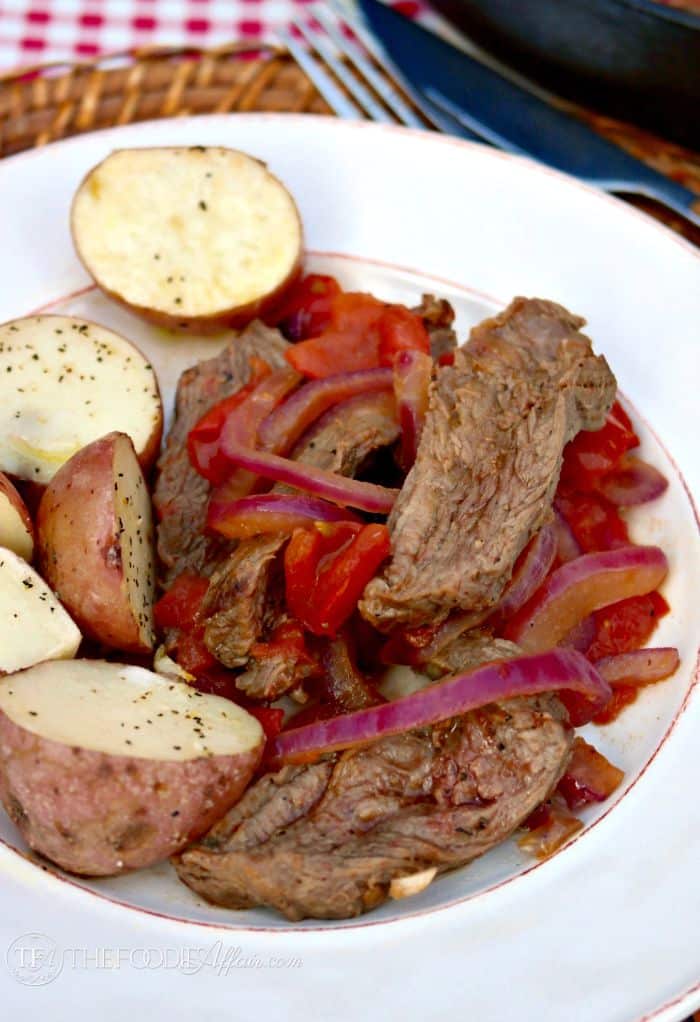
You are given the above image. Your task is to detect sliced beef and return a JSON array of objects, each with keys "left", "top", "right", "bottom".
[
  {"left": 361, "top": 297, "right": 617, "bottom": 632},
  {"left": 201, "top": 535, "right": 287, "bottom": 668},
  {"left": 288, "top": 389, "right": 400, "bottom": 475},
  {"left": 426, "top": 632, "right": 521, "bottom": 677},
  {"left": 154, "top": 321, "right": 290, "bottom": 584},
  {"left": 413, "top": 293, "right": 457, "bottom": 361},
  {"left": 202, "top": 391, "right": 400, "bottom": 682},
  {"left": 174, "top": 693, "right": 572, "bottom": 920}
]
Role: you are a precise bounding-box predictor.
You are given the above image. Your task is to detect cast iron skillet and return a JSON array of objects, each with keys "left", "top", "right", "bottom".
[{"left": 429, "top": 0, "right": 699, "bottom": 148}]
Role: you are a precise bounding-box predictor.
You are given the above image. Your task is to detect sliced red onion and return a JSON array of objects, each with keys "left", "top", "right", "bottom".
[
  {"left": 266, "top": 649, "right": 611, "bottom": 764},
  {"left": 558, "top": 615, "right": 595, "bottom": 653},
  {"left": 552, "top": 509, "right": 582, "bottom": 563},
  {"left": 257, "top": 368, "right": 393, "bottom": 455},
  {"left": 215, "top": 366, "right": 301, "bottom": 501},
  {"left": 594, "top": 647, "right": 680, "bottom": 687},
  {"left": 207, "top": 493, "right": 361, "bottom": 539},
  {"left": 596, "top": 455, "right": 668, "bottom": 507},
  {"left": 218, "top": 439, "right": 398, "bottom": 514},
  {"left": 497, "top": 524, "right": 557, "bottom": 620},
  {"left": 506, "top": 545, "right": 668, "bottom": 653},
  {"left": 393, "top": 350, "right": 433, "bottom": 469}
]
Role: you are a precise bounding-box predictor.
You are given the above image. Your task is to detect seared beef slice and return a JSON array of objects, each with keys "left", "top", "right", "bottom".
[
  {"left": 154, "top": 322, "right": 290, "bottom": 583},
  {"left": 361, "top": 298, "right": 617, "bottom": 631},
  {"left": 174, "top": 695, "right": 571, "bottom": 920}
]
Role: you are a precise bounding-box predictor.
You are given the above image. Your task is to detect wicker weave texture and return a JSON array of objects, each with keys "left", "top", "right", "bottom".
[{"left": 0, "top": 44, "right": 331, "bottom": 157}]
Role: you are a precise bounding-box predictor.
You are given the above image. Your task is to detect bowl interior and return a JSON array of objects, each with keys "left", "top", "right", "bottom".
[{"left": 0, "top": 251, "right": 696, "bottom": 931}]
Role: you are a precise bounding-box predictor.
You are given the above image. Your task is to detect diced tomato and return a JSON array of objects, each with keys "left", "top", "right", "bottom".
[
  {"left": 312, "top": 524, "right": 391, "bottom": 637},
  {"left": 246, "top": 706, "right": 285, "bottom": 742},
  {"left": 187, "top": 359, "right": 270, "bottom": 483},
  {"left": 586, "top": 591, "right": 669, "bottom": 661},
  {"left": 154, "top": 573, "right": 210, "bottom": 632},
  {"left": 560, "top": 400, "right": 639, "bottom": 491},
  {"left": 437, "top": 352, "right": 455, "bottom": 367},
  {"left": 377, "top": 306, "right": 430, "bottom": 365},
  {"left": 557, "top": 736, "right": 624, "bottom": 809},
  {"left": 271, "top": 274, "right": 342, "bottom": 340},
  {"left": 250, "top": 619, "right": 318, "bottom": 672},
  {"left": 592, "top": 684, "right": 639, "bottom": 724},
  {"left": 284, "top": 522, "right": 390, "bottom": 638},
  {"left": 555, "top": 490, "right": 629, "bottom": 553},
  {"left": 175, "top": 632, "right": 218, "bottom": 676},
  {"left": 285, "top": 292, "right": 430, "bottom": 379},
  {"left": 284, "top": 524, "right": 358, "bottom": 626}
]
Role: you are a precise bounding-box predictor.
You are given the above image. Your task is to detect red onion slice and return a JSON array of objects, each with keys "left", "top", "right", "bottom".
[
  {"left": 218, "top": 439, "right": 398, "bottom": 514},
  {"left": 393, "top": 350, "right": 433, "bottom": 468},
  {"left": 257, "top": 368, "right": 393, "bottom": 455},
  {"left": 596, "top": 455, "right": 668, "bottom": 506},
  {"left": 214, "top": 366, "right": 301, "bottom": 501},
  {"left": 552, "top": 509, "right": 582, "bottom": 563},
  {"left": 207, "top": 493, "right": 361, "bottom": 539},
  {"left": 497, "top": 524, "right": 557, "bottom": 620},
  {"left": 594, "top": 647, "right": 680, "bottom": 687},
  {"left": 267, "top": 649, "right": 611, "bottom": 764},
  {"left": 506, "top": 545, "right": 668, "bottom": 653}
]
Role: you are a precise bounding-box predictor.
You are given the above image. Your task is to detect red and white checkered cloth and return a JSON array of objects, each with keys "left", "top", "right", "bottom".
[{"left": 0, "top": 0, "right": 433, "bottom": 70}]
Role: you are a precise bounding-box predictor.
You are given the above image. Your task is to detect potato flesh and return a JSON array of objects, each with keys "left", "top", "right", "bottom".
[
  {"left": 0, "top": 548, "right": 81, "bottom": 673},
  {"left": 0, "top": 316, "right": 161, "bottom": 484},
  {"left": 72, "top": 147, "right": 301, "bottom": 318},
  {"left": 113, "top": 435, "right": 156, "bottom": 649},
  {"left": 0, "top": 660, "right": 263, "bottom": 761}
]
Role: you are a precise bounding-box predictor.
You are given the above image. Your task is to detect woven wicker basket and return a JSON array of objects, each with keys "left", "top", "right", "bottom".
[{"left": 0, "top": 42, "right": 697, "bottom": 243}]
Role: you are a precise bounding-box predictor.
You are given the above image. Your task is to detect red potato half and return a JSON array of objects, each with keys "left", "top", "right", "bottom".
[
  {"left": 0, "top": 473, "right": 34, "bottom": 561},
  {"left": 71, "top": 146, "right": 303, "bottom": 334},
  {"left": 0, "top": 547, "right": 81, "bottom": 675},
  {"left": 37, "top": 432, "right": 156, "bottom": 654},
  {"left": 0, "top": 660, "right": 264, "bottom": 875},
  {"left": 0, "top": 315, "right": 162, "bottom": 485}
]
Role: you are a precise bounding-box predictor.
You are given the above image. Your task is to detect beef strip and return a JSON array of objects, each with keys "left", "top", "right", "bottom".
[
  {"left": 154, "top": 321, "right": 290, "bottom": 584},
  {"left": 203, "top": 391, "right": 400, "bottom": 681},
  {"left": 361, "top": 297, "right": 617, "bottom": 632},
  {"left": 201, "top": 535, "right": 287, "bottom": 668},
  {"left": 174, "top": 692, "right": 572, "bottom": 920},
  {"left": 426, "top": 632, "right": 521, "bottom": 677},
  {"left": 413, "top": 293, "right": 457, "bottom": 361}
]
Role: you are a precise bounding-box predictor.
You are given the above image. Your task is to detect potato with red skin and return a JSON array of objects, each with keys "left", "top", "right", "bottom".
[
  {"left": 71, "top": 147, "right": 303, "bottom": 334},
  {"left": 0, "top": 473, "right": 34, "bottom": 561},
  {"left": 37, "top": 432, "right": 156, "bottom": 654},
  {"left": 0, "top": 660, "right": 264, "bottom": 876}
]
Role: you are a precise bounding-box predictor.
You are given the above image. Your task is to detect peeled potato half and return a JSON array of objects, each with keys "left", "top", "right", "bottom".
[
  {"left": 0, "top": 315, "right": 162, "bottom": 485},
  {"left": 71, "top": 146, "right": 304, "bottom": 332},
  {"left": 0, "top": 660, "right": 264, "bottom": 875}
]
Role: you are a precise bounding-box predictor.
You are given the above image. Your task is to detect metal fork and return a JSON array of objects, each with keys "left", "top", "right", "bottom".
[{"left": 277, "top": 1, "right": 483, "bottom": 141}]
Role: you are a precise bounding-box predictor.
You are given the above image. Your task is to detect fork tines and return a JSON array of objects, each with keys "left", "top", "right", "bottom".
[{"left": 277, "top": 2, "right": 430, "bottom": 128}]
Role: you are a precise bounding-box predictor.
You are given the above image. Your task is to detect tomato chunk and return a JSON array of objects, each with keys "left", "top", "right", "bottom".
[
  {"left": 272, "top": 274, "right": 342, "bottom": 340},
  {"left": 286, "top": 292, "right": 429, "bottom": 378},
  {"left": 586, "top": 591, "right": 669, "bottom": 661},
  {"left": 284, "top": 522, "right": 390, "bottom": 637},
  {"left": 555, "top": 490, "right": 629, "bottom": 553},
  {"left": 560, "top": 399, "right": 639, "bottom": 491},
  {"left": 154, "top": 573, "right": 210, "bottom": 632}
]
